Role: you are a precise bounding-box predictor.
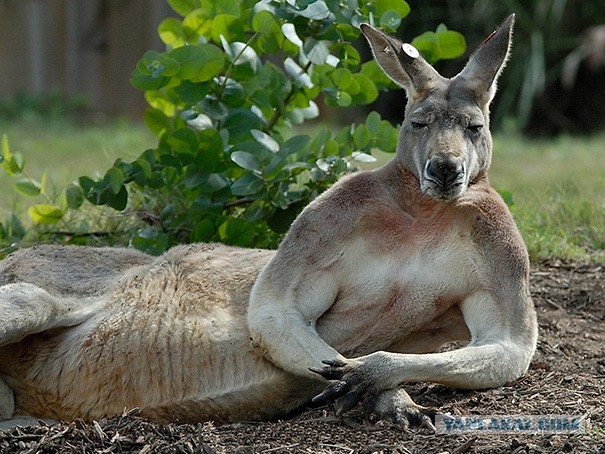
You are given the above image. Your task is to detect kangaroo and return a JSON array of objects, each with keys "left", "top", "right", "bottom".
[{"left": 0, "top": 14, "right": 536, "bottom": 428}]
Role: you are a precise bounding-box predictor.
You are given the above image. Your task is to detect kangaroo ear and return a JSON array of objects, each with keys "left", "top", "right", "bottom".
[
  {"left": 456, "top": 14, "right": 515, "bottom": 105},
  {"left": 360, "top": 23, "right": 442, "bottom": 97}
]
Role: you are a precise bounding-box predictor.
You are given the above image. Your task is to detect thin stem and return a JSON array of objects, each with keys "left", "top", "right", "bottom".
[
  {"left": 266, "top": 61, "right": 313, "bottom": 132},
  {"left": 223, "top": 197, "right": 254, "bottom": 209},
  {"left": 216, "top": 32, "right": 260, "bottom": 99}
]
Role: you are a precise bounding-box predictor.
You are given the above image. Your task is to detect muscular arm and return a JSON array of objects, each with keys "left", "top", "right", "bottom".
[
  {"left": 312, "top": 275, "right": 538, "bottom": 409},
  {"left": 362, "top": 289, "right": 537, "bottom": 390},
  {"left": 247, "top": 262, "right": 344, "bottom": 380},
  {"left": 247, "top": 171, "right": 381, "bottom": 380}
]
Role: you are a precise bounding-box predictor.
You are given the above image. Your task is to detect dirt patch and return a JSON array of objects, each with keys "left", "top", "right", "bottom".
[{"left": 1, "top": 261, "right": 603, "bottom": 453}]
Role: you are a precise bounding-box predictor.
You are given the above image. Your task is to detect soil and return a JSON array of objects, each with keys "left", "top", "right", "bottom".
[{"left": 1, "top": 261, "right": 603, "bottom": 453}]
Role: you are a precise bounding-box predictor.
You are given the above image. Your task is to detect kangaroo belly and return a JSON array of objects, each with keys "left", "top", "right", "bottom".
[
  {"left": 0, "top": 244, "right": 300, "bottom": 423},
  {"left": 3, "top": 317, "right": 312, "bottom": 423}
]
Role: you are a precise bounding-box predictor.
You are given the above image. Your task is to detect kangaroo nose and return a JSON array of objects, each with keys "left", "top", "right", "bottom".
[{"left": 424, "top": 155, "right": 464, "bottom": 187}]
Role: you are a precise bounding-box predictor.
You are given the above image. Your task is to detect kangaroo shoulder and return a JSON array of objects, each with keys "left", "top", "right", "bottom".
[
  {"left": 291, "top": 171, "right": 386, "bottom": 238},
  {"left": 270, "top": 170, "right": 387, "bottom": 270},
  {"left": 460, "top": 184, "right": 529, "bottom": 275}
]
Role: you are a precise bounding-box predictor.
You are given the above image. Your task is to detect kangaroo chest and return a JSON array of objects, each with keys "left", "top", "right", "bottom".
[{"left": 316, "top": 215, "right": 477, "bottom": 356}]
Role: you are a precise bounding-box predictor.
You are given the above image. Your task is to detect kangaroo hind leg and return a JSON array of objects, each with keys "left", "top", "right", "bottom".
[{"left": 0, "top": 282, "right": 101, "bottom": 348}]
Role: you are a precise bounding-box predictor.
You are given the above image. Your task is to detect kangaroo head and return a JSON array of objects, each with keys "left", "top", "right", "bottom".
[{"left": 361, "top": 15, "right": 514, "bottom": 200}]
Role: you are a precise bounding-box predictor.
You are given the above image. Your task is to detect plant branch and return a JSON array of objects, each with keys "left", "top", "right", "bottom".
[
  {"left": 223, "top": 198, "right": 254, "bottom": 209},
  {"left": 265, "top": 61, "right": 313, "bottom": 132}
]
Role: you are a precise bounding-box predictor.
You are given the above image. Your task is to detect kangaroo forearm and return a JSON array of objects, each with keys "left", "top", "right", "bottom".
[
  {"left": 377, "top": 341, "right": 531, "bottom": 390},
  {"left": 249, "top": 310, "right": 344, "bottom": 379}
]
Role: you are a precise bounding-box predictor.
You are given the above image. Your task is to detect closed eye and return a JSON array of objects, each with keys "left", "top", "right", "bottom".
[
  {"left": 467, "top": 124, "right": 483, "bottom": 133},
  {"left": 410, "top": 121, "right": 428, "bottom": 130}
]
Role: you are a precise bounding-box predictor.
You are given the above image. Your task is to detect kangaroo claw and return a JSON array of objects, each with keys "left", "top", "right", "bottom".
[
  {"left": 311, "top": 380, "right": 350, "bottom": 403},
  {"left": 309, "top": 358, "right": 349, "bottom": 380}
]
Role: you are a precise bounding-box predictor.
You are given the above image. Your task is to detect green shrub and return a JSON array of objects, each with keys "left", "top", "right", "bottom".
[{"left": 1, "top": 0, "right": 466, "bottom": 254}]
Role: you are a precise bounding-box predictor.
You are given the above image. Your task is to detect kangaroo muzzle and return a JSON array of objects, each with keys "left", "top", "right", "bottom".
[{"left": 422, "top": 155, "right": 466, "bottom": 200}]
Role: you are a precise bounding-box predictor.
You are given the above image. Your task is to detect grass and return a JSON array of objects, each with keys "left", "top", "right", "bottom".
[
  {"left": 0, "top": 117, "right": 603, "bottom": 263},
  {"left": 0, "top": 117, "right": 154, "bottom": 206},
  {"left": 490, "top": 133, "right": 605, "bottom": 263}
]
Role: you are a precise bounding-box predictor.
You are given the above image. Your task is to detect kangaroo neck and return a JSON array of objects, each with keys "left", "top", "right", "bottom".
[{"left": 379, "top": 160, "right": 452, "bottom": 218}]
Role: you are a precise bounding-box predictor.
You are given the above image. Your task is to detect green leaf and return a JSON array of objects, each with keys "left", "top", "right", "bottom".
[
  {"left": 135, "top": 50, "right": 179, "bottom": 79},
  {"left": 304, "top": 39, "right": 330, "bottom": 65},
  {"left": 211, "top": 15, "right": 244, "bottom": 44},
  {"left": 200, "top": 0, "right": 240, "bottom": 18},
  {"left": 231, "top": 173, "right": 264, "bottom": 196},
  {"left": 144, "top": 108, "right": 171, "bottom": 137},
  {"left": 217, "top": 218, "right": 256, "bottom": 246},
  {"left": 174, "top": 81, "right": 209, "bottom": 105},
  {"left": 130, "top": 71, "right": 171, "bottom": 91},
  {"left": 380, "top": 10, "right": 402, "bottom": 31},
  {"left": 106, "top": 185, "right": 128, "bottom": 211},
  {"left": 296, "top": 1, "right": 331, "bottom": 20},
  {"left": 281, "top": 135, "right": 310, "bottom": 155},
  {"left": 78, "top": 176, "right": 97, "bottom": 201},
  {"left": 375, "top": 121, "right": 399, "bottom": 153},
  {"left": 360, "top": 60, "right": 394, "bottom": 89},
  {"left": 0, "top": 135, "right": 24, "bottom": 176},
  {"left": 2, "top": 152, "right": 24, "bottom": 176},
  {"left": 103, "top": 167, "right": 124, "bottom": 195},
  {"left": 251, "top": 129, "right": 280, "bottom": 153},
  {"left": 168, "top": 128, "right": 199, "bottom": 156},
  {"left": 331, "top": 68, "right": 353, "bottom": 89},
  {"left": 331, "top": 42, "right": 361, "bottom": 69},
  {"left": 365, "top": 111, "right": 381, "bottom": 135},
  {"left": 222, "top": 109, "right": 263, "bottom": 143},
  {"left": 336, "top": 91, "right": 352, "bottom": 107},
  {"left": 412, "top": 28, "right": 466, "bottom": 63},
  {"left": 352, "top": 151, "right": 377, "bottom": 163},
  {"left": 14, "top": 179, "right": 41, "bottom": 196},
  {"left": 353, "top": 124, "right": 371, "bottom": 149},
  {"left": 221, "top": 79, "right": 245, "bottom": 107},
  {"left": 170, "top": 45, "right": 225, "bottom": 83},
  {"left": 64, "top": 184, "right": 84, "bottom": 209},
  {"left": 198, "top": 173, "right": 229, "bottom": 193},
  {"left": 159, "top": 18, "right": 187, "bottom": 48},
  {"left": 168, "top": 0, "right": 198, "bottom": 16},
  {"left": 195, "top": 128, "right": 224, "bottom": 166},
  {"left": 220, "top": 39, "right": 260, "bottom": 71},
  {"left": 28, "top": 204, "right": 64, "bottom": 225},
  {"left": 434, "top": 30, "right": 466, "bottom": 60},
  {"left": 131, "top": 227, "right": 169, "bottom": 256},
  {"left": 231, "top": 151, "right": 260, "bottom": 171},
  {"left": 369, "top": 0, "right": 410, "bottom": 18},
  {"left": 131, "top": 158, "right": 153, "bottom": 185},
  {"left": 349, "top": 74, "right": 378, "bottom": 105},
  {"left": 190, "top": 219, "right": 216, "bottom": 242},
  {"left": 253, "top": 10, "right": 280, "bottom": 34},
  {"left": 145, "top": 91, "right": 177, "bottom": 118},
  {"left": 182, "top": 9, "right": 211, "bottom": 40}
]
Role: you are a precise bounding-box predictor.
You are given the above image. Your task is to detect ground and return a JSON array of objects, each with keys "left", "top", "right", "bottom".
[{"left": 1, "top": 261, "right": 603, "bottom": 453}]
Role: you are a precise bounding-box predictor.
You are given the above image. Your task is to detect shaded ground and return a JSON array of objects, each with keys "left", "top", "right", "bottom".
[{"left": 1, "top": 261, "right": 603, "bottom": 453}]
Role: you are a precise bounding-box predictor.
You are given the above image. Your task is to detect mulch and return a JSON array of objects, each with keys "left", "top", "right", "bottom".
[{"left": 1, "top": 261, "right": 603, "bottom": 453}]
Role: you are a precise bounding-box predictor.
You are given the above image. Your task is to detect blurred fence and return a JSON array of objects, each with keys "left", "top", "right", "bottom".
[{"left": 0, "top": 0, "right": 172, "bottom": 117}]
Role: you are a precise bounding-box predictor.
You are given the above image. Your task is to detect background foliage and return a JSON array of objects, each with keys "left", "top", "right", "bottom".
[
  {"left": 371, "top": 0, "right": 605, "bottom": 134},
  {"left": 1, "top": 0, "right": 467, "bottom": 254}
]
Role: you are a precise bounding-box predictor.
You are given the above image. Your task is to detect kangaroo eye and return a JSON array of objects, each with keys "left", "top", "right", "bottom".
[
  {"left": 467, "top": 124, "right": 483, "bottom": 133},
  {"left": 411, "top": 121, "right": 428, "bottom": 130}
]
